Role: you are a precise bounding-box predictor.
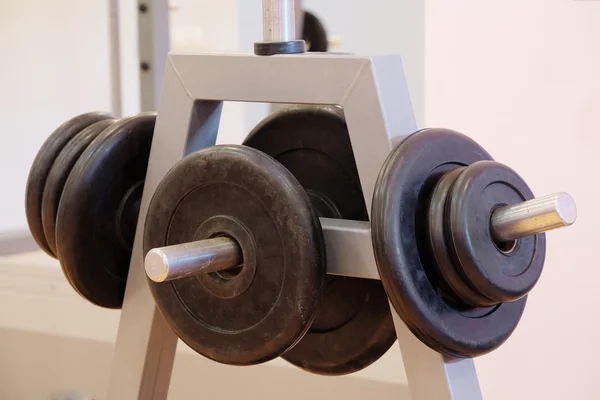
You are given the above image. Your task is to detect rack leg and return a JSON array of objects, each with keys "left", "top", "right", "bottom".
[
  {"left": 106, "top": 286, "right": 177, "bottom": 400},
  {"left": 390, "top": 309, "right": 482, "bottom": 400},
  {"left": 342, "top": 56, "right": 483, "bottom": 400},
  {"left": 106, "top": 62, "right": 223, "bottom": 399}
]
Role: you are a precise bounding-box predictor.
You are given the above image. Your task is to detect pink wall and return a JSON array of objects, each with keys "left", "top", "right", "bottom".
[{"left": 426, "top": 1, "right": 600, "bottom": 398}]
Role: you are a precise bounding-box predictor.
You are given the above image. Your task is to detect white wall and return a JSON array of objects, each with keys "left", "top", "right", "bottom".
[
  {"left": 426, "top": 1, "right": 600, "bottom": 399},
  {"left": 0, "top": 0, "right": 249, "bottom": 236},
  {"left": 0, "top": 0, "right": 112, "bottom": 234}
]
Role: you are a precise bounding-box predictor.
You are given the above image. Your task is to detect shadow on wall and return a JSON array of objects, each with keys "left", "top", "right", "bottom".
[{"left": 0, "top": 328, "right": 407, "bottom": 400}]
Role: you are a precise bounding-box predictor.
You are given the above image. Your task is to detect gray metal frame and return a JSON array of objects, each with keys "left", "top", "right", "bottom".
[
  {"left": 138, "top": 0, "right": 170, "bottom": 111},
  {"left": 109, "top": 0, "right": 122, "bottom": 116},
  {"left": 107, "top": 0, "right": 170, "bottom": 116},
  {"left": 107, "top": 52, "right": 483, "bottom": 400}
]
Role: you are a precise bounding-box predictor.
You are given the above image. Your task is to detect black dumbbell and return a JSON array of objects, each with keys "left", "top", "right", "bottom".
[
  {"left": 371, "top": 128, "right": 576, "bottom": 357},
  {"left": 25, "top": 112, "right": 155, "bottom": 308},
  {"left": 142, "top": 107, "right": 396, "bottom": 375}
]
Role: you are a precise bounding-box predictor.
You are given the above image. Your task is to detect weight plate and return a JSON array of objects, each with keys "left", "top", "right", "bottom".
[
  {"left": 41, "top": 119, "right": 116, "bottom": 256},
  {"left": 428, "top": 166, "right": 495, "bottom": 307},
  {"left": 26, "top": 112, "right": 114, "bottom": 256},
  {"left": 282, "top": 277, "right": 394, "bottom": 374},
  {"left": 244, "top": 106, "right": 396, "bottom": 375},
  {"left": 372, "top": 128, "right": 527, "bottom": 357},
  {"left": 144, "top": 145, "right": 325, "bottom": 366},
  {"left": 303, "top": 11, "right": 328, "bottom": 52},
  {"left": 56, "top": 113, "right": 155, "bottom": 309},
  {"left": 447, "top": 160, "right": 546, "bottom": 304}
]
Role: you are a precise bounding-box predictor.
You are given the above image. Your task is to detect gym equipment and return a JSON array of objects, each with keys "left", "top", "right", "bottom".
[
  {"left": 371, "top": 128, "right": 574, "bottom": 357},
  {"left": 127, "top": 46, "right": 577, "bottom": 394},
  {"left": 243, "top": 106, "right": 396, "bottom": 375},
  {"left": 444, "top": 161, "right": 546, "bottom": 304},
  {"left": 57, "top": 114, "right": 155, "bottom": 308},
  {"left": 42, "top": 119, "right": 116, "bottom": 255},
  {"left": 144, "top": 145, "right": 325, "bottom": 365},
  {"left": 25, "top": 112, "right": 155, "bottom": 308},
  {"left": 26, "top": 112, "right": 114, "bottom": 256}
]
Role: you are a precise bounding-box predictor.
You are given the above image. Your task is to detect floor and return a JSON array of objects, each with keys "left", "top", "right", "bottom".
[{"left": 0, "top": 250, "right": 408, "bottom": 399}]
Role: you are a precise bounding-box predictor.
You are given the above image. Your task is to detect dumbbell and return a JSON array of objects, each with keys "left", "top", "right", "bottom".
[
  {"left": 144, "top": 106, "right": 396, "bottom": 375},
  {"left": 145, "top": 123, "right": 576, "bottom": 364},
  {"left": 371, "top": 128, "right": 576, "bottom": 357},
  {"left": 25, "top": 112, "right": 155, "bottom": 308}
]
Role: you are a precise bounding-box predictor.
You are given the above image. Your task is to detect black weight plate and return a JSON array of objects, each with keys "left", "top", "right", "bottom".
[
  {"left": 372, "top": 128, "right": 527, "bottom": 357},
  {"left": 42, "top": 119, "right": 116, "bottom": 256},
  {"left": 25, "top": 112, "right": 114, "bottom": 256},
  {"left": 244, "top": 106, "right": 396, "bottom": 375},
  {"left": 447, "top": 160, "right": 546, "bottom": 303},
  {"left": 282, "top": 277, "right": 395, "bottom": 375},
  {"left": 144, "top": 145, "right": 325, "bottom": 366},
  {"left": 428, "top": 167, "right": 496, "bottom": 308},
  {"left": 56, "top": 113, "right": 155, "bottom": 309},
  {"left": 303, "top": 11, "right": 328, "bottom": 52}
]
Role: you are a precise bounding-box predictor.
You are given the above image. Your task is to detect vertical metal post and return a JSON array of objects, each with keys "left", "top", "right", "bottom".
[
  {"left": 137, "top": 0, "right": 170, "bottom": 111},
  {"left": 108, "top": 0, "right": 122, "bottom": 117},
  {"left": 255, "top": 0, "right": 305, "bottom": 55},
  {"left": 263, "top": 0, "right": 296, "bottom": 42}
]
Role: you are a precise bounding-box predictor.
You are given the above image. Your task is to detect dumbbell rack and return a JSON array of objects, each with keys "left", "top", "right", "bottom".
[
  {"left": 104, "top": 2, "right": 482, "bottom": 399},
  {"left": 105, "top": 52, "right": 483, "bottom": 400}
]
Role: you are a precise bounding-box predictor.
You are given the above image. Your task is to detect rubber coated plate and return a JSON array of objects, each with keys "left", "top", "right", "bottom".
[
  {"left": 42, "top": 119, "right": 116, "bottom": 255},
  {"left": 372, "top": 128, "right": 527, "bottom": 357},
  {"left": 427, "top": 167, "right": 493, "bottom": 308},
  {"left": 56, "top": 113, "right": 155, "bottom": 309},
  {"left": 244, "top": 106, "right": 396, "bottom": 375},
  {"left": 144, "top": 145, "right": 325, "bottom": 366},
  {"left": 303, "top": 11, "right": 328, "bottom": 52},
  {"left": 26, "top": 112, "right": 114, "bottom": 256},
  {"left": 448, "top": 161, "right": 546, "bottom": 303}
]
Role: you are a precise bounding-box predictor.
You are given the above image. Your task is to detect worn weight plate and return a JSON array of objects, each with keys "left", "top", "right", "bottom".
[
  {"left": 447, "top": 161, "right": 546, "bottom": 304},
  {"left": 26, "top": 112, "right": 114, "bottom": 256},
  {"left": 244, "top": 106, "right": 396, "bottom": 375},
  {"left": 282, "top": 277, "right": 395, "bottom": 375},
  {"left": 144, "top": 145, "right": 325, "bottom": 366},
  {"left": 372, "top": 128, "right": 527, "bottom": 357},
  {"left": 427, "top": 167, "right": 495, "bottom": 308},
  {"left": 303, "top": 11, "right": 328, "bottom": 52},
  {"left": 41, "top": 119, "right": 116, "bottom": 256},
  {"left": 56, "top": 113, "right": 155, "bottom": 309}
]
